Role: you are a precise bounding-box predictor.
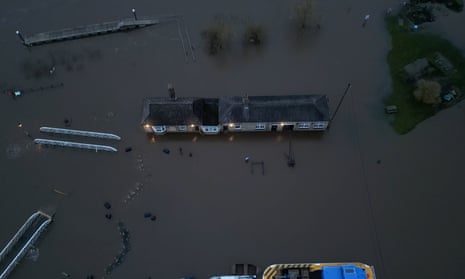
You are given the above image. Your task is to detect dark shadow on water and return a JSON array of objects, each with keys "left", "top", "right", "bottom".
[{"left": 287, "top": 20, "right": 320, "bottom": 51}]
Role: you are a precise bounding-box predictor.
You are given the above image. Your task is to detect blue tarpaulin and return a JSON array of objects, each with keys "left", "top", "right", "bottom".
[{"left": 322, "top": 265, "right": 367, "bottom": 279}]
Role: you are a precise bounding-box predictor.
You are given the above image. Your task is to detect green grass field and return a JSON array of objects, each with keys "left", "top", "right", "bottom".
[{"left": 385, "top": 16, "right": 465, "bottom": 134}]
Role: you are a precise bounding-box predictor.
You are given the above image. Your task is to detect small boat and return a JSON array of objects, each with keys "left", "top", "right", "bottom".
[{"left": 262, "top": 262, "right": 376, "bottom": 279}]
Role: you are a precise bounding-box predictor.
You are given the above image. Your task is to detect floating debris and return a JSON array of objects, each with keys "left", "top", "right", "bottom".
[
  {"left": 162, "top": 148, "right": 170, "bottom": 154},
  {"left": 125, "top": 147, "right": 132, "bottom": 152},
  {"left": 144, "top": 212, "right": 152, "bottom": 218},
  {"left": 63, "top": 118, "right": 72, "bottom": 127},
  {"left": 150, "top": 215, "right": 157, "bottom": 221},
  {"left": 122, "top": 182, "right": 144, "bottom": 204},
  {"left": 53, "top": 189, "right": 68, "bottom": 196},
  {"left": 104, "top": 202, "right": 111, "bottom": 210},
  {"left": 104, "top": 222, "right": 131, "bottom": 275}
]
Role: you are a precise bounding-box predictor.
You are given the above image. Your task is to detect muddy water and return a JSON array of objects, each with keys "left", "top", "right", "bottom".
[{"left": 1, "top": 0, "right": 464, "bottom": 278}]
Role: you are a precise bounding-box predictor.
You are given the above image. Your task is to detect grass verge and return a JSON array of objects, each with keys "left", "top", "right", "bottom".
[{"left": 385, "top": 16, "right": 465, "bottom": 134}]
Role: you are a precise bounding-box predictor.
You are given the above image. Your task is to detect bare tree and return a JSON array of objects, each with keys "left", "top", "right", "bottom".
[
  {"left": 413, "top": 79, "right": 442, "bottom": 104},
  {"left": 202, "top": 19, "right": 231, "bottom": 55},
  {"left": 295, "top": 0, "right": 313, "bottom": 29}
]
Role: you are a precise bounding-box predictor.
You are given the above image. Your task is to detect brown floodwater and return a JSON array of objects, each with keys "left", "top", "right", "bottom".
[{"left": 1, "top": 0, "right": 465, "bottom": 278}]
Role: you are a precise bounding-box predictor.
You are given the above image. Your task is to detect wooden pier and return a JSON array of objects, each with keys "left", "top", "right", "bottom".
[
  {"left": 39, "top": 127, "right": 121, "bottom": 141},
  {"left": 34, "top": 138, "right": 118, "bottom": 152},
  {"left": 22, "top": 18, "right": 159, "bottom": 46}
]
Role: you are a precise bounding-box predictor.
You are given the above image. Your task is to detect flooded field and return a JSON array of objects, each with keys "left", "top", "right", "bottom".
[{"left": 0, "top": 0, "right": 464, "bottom": 278}]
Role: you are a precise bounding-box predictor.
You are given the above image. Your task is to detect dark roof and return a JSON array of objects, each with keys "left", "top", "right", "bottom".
[
  {"left": 218, "top": 95, "right": 329, "bottom": 123},
  {"left": 141, "top": 95, "right": 329, "bottom": 126},
  {"left": 141, "top": 97, "right": 219, "bottom": 125}
]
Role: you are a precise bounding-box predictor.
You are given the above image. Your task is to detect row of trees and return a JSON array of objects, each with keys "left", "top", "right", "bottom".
[{"left": 202, "top": 0, "right": 313, "bottom": 55}]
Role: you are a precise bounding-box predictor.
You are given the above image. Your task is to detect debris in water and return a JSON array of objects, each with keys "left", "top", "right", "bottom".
[
  {"left": 150, "top": 215, "right": 157, "bottom": 221},
  {"left": 144, "top": 212, "right": 152, "bottom": 218},
  {"left": 105, "top": 213, "right": 113, "bottom": 220},
  {"left": 104, "top": 202, "right": 111, "bottom": 209},
  {"left": 125, "top": 147, "right": 132, "bottom": 152},
  {"left": 162, "top": 148, "right": 170, "bottom": 154},
  {"left": 53, "top": 189, "right": 68, "bottom": 196}
]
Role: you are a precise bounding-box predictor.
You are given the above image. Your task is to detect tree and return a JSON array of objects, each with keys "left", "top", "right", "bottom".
[
  {"left": 413, "top": 79, "right": 442, "bottom": 104},
  {"left": 201, "top": 19, "right": 230, "bottom": 55},
  {"left": 295, "top": 0, "right": 313, "bottom": 29}
]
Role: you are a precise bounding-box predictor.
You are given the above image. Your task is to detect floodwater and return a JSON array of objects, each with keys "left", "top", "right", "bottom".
[{"left": 1, "top": 0, "right": 464, "bottom": 278}]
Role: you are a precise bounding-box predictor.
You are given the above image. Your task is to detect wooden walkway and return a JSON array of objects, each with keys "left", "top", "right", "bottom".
[{"left": 23, "top": 18, "right": 159, "bottom": 46}]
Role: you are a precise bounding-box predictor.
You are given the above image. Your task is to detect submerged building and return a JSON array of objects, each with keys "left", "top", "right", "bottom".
[{"left": 141, "top": 94, "right": 330, "bottom": 135}]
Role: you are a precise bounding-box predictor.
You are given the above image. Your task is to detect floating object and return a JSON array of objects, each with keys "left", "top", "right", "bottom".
[
  {"left": 53, "top": 189, "right": 68, "bottom": 196},
  {"left": 125, "top": 147, "right": 132, "bottom": 152},
  {"left": 18, "top": 122, "right": 23, "bottom": 128},
  {"left": 63, "top": 118, "right": 72, "bottom": 127},
  {"left": 105, "top": 214, "right": 112, "bottom": 220},
  {"left": 162, "top": 148, "right": 170, "bottom": 154},
  {"left": 443, "top": 94, "right": 454, "bottom": 101},
  {"left": 188, "top": 152, "right": 193, "bottom": 157},
  {"left": 14, "top": 91, "right": 22, "bottom": 97},
  {"left": 39, "top": 127, "right": 121, "bottom": 140},
  {"left": 61, "top": 272, "right": 70, "bottom": 277},
  {"left": 150, "top": 216, "right": 157, "bottom": 221},
  {"left": 34, "top": 138, "right": 118, "bottom": 152},
  {"left": 144, "top": 212, "right": 152, "bottom": 218},
  {"left": 104, "top": 202, "right": 111, "bottom": 210},
  {"left": 244, "top": 156, "right": 250, "bottom": 163}
]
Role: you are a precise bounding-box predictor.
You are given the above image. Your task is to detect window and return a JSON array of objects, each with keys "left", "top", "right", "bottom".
[
  {"left": 234, "top": 124, "right": 242, "bottom": 130},
  {"left": 344, "top": 268, "right": 355, "bottom": 274},
  {"left": 312, "top": 122, "right": 326, "bottom": 129},
  {"left": 177, "top": 125, "right": 187, "bottom": 131},
  {"left": 297, "top": 122, "right": 310, "bottom": 129},
  {"left": 255, "top": 123, "right": 265, "bottom": 130},
  {"left": 152, "top": 126, "right": 167, "bottom": 134}
]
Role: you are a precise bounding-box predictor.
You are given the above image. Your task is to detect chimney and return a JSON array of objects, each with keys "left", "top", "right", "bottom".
[
  {"left": 242, "top": 94, "right": 249, "bottom": 120},
  {"left": 242, "top": 94, "right": 249, "bottom": 109},
  {"left": 168, "top": 83, "right": 176, "bottom": 100}
]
